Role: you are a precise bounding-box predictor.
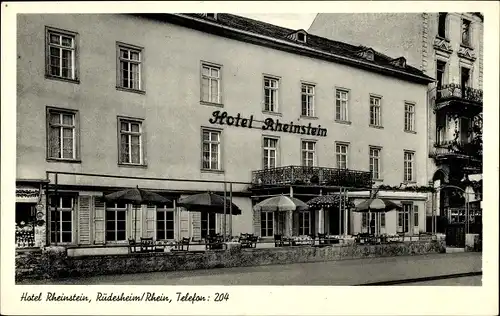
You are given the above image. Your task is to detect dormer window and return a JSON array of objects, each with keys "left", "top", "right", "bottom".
[
  {"left": 203, "top": 13, "right": 217, "bottom": 20},
  {"left": 390, "top": 57, "right": 407, "bottom": 68},
  {"left": 356, "top": 48, "right": 375, "bottom": 61},
  {"left": 297, "top": 32, "right": 306, "bottom": 43},
  {"left": 287, "top": 30, "right": 308, "bottom": 43}
]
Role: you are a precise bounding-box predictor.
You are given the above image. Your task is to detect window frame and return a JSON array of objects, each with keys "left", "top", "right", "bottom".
[
  {"left": 262, "top": 136, "right": 280, "bottom": 170},
  {"left": 116, "top": 42, "right": 145, "bottom": 94},
  {"left": 200, "top": 61, "right": 223, "bottom": 106},
  {"left": 404, "top": 102, "right": 416, "bottom": 133},
  {"left": 403, "top": 150, "right": 416, "bottom": 183},
  {"left": 105, "top": 202, "right": 128, "bottom": 243},
  {"left": 369, "top": 146, "right": 382, "bottom": 181},
  {"left": 436, "top": 59, "right": 448, "bottom": 90},
  {"left": 437, "top": 12, "right": 448, "bottom": 39},
  {"left": 369, "top": 95, "right": 383, "bottom": 128},
  {"left": 461, "top": 18, "right": 472, "bottom": 47},
  {"left": 117, "top": 116, "right": 146, "bottom": 167},
  {"left": 298, "top": 211, "right": 311, "bottom": 236},
  {"left": 398, "top": 202, "right": 412, "bottom": 233},
  {"left": 301, "top": 140, "right": 317, "bottom": 167},
  {"left": 260, "top": 211, "right": 274, "bottom": 237},
  {"left": 335, "top": 88, "right": 350, "bottom": 123},
  {"left": 201, "top": 127, "right": 223, "bottom": 172},
  {"left": 301, "top": 83, "right": 316, "bottom": 117},
  {"left": 45, "top": 26, "right": 79, "bottom": 83},
  {"left": 156, "top": 205, "right": 175, "bottom": 241},
  {"left": 335, "top": 142, "right": 349, "bottom": 170},
  {"left": 49, "top": 195, "right": 77, "bottom": 245},
  {"left": 263, "top": 75, "right": 280, "bottom": 114},
  {"left": 46, "top": 106, "right": 80, "bottom": 162}
]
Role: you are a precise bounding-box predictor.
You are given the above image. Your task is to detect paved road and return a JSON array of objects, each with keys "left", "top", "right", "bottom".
[{"left": 20, "top": 252, "right": 481, "bottom": 286}]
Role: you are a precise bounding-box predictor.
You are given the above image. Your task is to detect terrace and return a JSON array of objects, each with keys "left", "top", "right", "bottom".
[
  {"left": 251, "top": 166, "right": 372, "bottom": 189},
  {"left": 435, "top": 84, "right": 483, "bottom": 114}
]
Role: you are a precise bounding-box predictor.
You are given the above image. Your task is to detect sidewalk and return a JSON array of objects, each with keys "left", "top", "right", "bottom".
[{"left": 19, "top": 252, "right": 482, "bottom": 285}]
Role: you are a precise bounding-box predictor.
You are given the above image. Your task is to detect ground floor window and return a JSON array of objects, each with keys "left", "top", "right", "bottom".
[
  {"left": 106, "top": 202, "right": 127, "bottom": 242},
  {"left": 298, "top": 211, "right": 311, "bottom": 235},
  {"left": 50, "top": 196, "right": 74, "bottom": 243},
  {"left": 261, "top": 211, "right": 274, "bottom": 237},
  {"left": 157, "top": 206, "right": 174, "bottom": 240},
  {"left": 201, "top": 212, "right": 216, "bottom": 238}
]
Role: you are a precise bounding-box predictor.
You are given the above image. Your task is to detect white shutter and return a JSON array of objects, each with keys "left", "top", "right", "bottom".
[
  {"left": 179, "top": 208, "right": 190, "bottom": 239},
  {"left": 252, "top": 208, "right": 261, "bottom": 237},
  {"left": 191, "top": 212, "right": 201, "bottom": 240},
  {"left": 93, "top": 197, "right": 105, "bottom": 244},
  {"left": 78, "top": 196, "right": 91, "bottom": 245},
  {"left": 145, "top": 205, "right": 156, "bottom": 239}
]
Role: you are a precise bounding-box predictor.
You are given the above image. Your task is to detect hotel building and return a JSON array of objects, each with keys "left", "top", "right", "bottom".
[
  {"left": 16, "top": 13, "right": 433, "bottom": 252},
  {"left": 309, "top": 12, "right": 483, "bottom": 232}
]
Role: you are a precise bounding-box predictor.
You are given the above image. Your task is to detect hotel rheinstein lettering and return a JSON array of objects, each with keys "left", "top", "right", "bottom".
[{"left": 208, "top": 111, "right": 328, "bottom": 137}]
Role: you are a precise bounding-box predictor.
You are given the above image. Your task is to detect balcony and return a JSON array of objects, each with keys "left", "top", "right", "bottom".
[
  {"left": 434, "top": 84, "right": 482, "bottom": 114},
  {"left": 251, "top": 166, "right": 372, "bottom": 188},
  {"left": 430, "top": 141, "right": 482, "bottom": 172}
]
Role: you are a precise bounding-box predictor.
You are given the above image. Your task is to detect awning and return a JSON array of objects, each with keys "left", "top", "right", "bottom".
[{"left": 16, "top": 185, "right": 41, "bottom": 203}]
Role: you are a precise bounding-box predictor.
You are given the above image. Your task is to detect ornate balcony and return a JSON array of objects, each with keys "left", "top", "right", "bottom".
[
  {"left": 434, "top": 84, "right": 482, "bottom": 114},
  {"left": 430, "top": 141, "right": 482, "bottom": 172},
  {"left": 251, "top": 166, "right": 372, "bottom": 188}
]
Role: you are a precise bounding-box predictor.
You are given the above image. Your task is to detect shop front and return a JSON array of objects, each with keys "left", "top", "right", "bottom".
[{"left": 15, "top": 181, "right": 47, "bottom": 249}]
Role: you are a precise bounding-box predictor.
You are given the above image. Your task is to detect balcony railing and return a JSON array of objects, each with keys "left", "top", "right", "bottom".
[
  {"left": 251, "top": 166, "right": 372, "bottom": 188},
  {"left": 430, "top": 140, "right": 482, "bottom": 161},
  {"left": 436, "top": 83, "right": 483, "bottom": 105}
]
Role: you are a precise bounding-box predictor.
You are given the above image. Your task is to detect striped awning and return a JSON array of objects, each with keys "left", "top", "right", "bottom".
[{"left": 16, "top": 185, "right": 40, "bottom": 203}]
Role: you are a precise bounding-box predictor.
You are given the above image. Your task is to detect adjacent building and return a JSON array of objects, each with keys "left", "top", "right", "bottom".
[
  {"left": 16, "top": 13, "right": 433, "bottom": 252},
  {"left": 309, "top": 12, "right": 483, "bottom": 233}
]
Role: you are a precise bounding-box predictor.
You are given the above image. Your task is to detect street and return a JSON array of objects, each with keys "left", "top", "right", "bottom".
[{"left": 19, "top": 252, "right": 482, "bottom": 286}]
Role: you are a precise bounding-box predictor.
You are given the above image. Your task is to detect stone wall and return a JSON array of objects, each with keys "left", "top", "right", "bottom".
[{"left": 16, "top": 241, "right": 445, "bottom": 282}]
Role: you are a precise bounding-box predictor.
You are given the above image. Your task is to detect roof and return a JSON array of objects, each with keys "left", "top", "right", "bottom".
[{"left": 133, "top": 13, "right": 434, "bottom": 84}]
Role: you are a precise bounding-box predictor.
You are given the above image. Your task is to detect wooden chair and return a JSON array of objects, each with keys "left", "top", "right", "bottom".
[
  {"left": 274, "top": 234, "right": 283, "bottom": 247},
  {"left": 240, "top": 233, "right": 258, "bottom": 248},
  {"left": 205, "top": 234, "right": 225, "bottom": 250},
  {"left": 140, "top": 237, "right": 154, "bottom": 252},
  {"left": 317, "top": 233, "right": 327, "bottom": 245}
]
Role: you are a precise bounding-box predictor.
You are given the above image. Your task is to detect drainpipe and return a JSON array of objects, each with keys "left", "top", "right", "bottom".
[
  {"left": 289, "top": 186, "right": 293, "bottom": 237},
  {"left": 229, "top": 182, "right": 233, "bottom": 238}
]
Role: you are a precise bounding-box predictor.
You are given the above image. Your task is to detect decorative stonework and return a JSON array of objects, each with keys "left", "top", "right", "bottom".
[
  {"left": 433, "top": 36, "right": 453, "bottom": 54},
  {"left": 421, "top": 13, "right": 429, "bottom": 72},
  {"left": 458, "top": 45, "right": 476, "bottom": 61},
  {"left": 356, "top": 48, "right": 375, "bottom": 61},
  {"left": 389, "top": 57, "right": 407, "bottom": 68}
]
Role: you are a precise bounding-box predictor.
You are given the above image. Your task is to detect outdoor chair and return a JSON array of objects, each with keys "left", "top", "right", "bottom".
[
  {"left": 128, "top": 238, "right": 138, "bottom": 253},
  {"left": 317, "top": 233, "right": 327, "bottom": 245},
  {"left": 239, "top": 233, "right": 258, "bottom": 248},
  {"left": 171, "top": 237, "right": 191, "bottom": 252},
  {"left": 140, "top": 237, "right": 155, "bottom": 252},
  {"left": 205, "top": 234, "right": 226, "bottom": 250},
  {"left": 274, "top": 234, "right": 291, "bottom": 247}
]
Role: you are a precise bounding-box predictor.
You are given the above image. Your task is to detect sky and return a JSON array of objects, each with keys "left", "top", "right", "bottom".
[{"left": 237, "top": 13, "right": 318, "bottom": 30}]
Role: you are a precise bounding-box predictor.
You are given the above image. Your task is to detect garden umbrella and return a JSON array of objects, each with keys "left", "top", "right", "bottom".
[
  {"left": 177, "top": 192, "right": 242, "bottom": 215},
  {"left": 353, "top": 198, "right": 402, "bottom": 235},
  {"left": 103, "top": 186, "right": 171, "bottom": 240},
  {"left": 254, "top": 194, "right": 309, "bottom": 212}
]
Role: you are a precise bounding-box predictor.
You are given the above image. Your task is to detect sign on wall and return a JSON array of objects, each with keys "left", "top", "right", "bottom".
[{"left": 208, "top": 110, "right": 328, "bottom": 137}]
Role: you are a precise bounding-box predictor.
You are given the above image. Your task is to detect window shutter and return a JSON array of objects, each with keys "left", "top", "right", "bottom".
[
  {"left": 145, "top": 205, "right": 156, "bottom": 239},
  {"left": 414, "top": 205, "right": 419, "bottom": 227},
  {"left": 78, "top": 196, "right": 91, "bottom": 245},
  {"left": 191, "top": 212, "right": 201, "bottom": 241},
  {"left": 253, "top": 208, "right": 261, "bottom": 236},
  {"left": 93, "top": 197, "right": 105, "bottom": 244},
  {"left": 225, "top": 214, "right": 231, "bottom": 237},
  {"left": 131, "top": 205, "right": 142, "bottom": 240}
]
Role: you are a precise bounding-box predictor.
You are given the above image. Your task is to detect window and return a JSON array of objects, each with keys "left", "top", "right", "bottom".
[
  {"left": 117, "top": 44, "right": 142, "bottom": 91},
  {"left": 335, "top": 89, "right": 349, "bottom": 121},
  {"left": 436, "top": 60, "right": 447, "bottom": 90},
  {"left": 362, "top": 213, "right": 367, "bottom": 228},
  {"left": 404, "top": 102, "right": 415, "bottom": 132},
  {"left": 263, "top": 137, "right": 278, "bottom": 169},
  {"left": 404, "top": 151, "right": 415, "bottom": 182},
  {"left": 380, "top": 212, "right": 385, "bottom": 227},
  {"left": 264, "top": 77, "right": 279, "bottom": 112},
  {"left": 49, "top": 196, "right": 74, "bottom": 243},
  {"left": 301, "top": 84, "right": 315, "bottom": 116},
  {"left": 298, "top": 211, "right": 311, "bottom": 235},
  {"left": 260, "top": 211, "right": 274, "bottom": 237},
  {"left": 414, "top": 205, "right": 419, "bottom": 227},
  {"left": 369, "top": 96, "right": 382, "bottom": 127},
  {"left": 438, "top": 13, "right": 447, "bottom": 38},
  {"left": 202, "top": 129, "right": 221, "bottom": 170},
  {"left": 459, "top": 117, "right": 471, "bottom": 144},
  {"left": 105, "top": 202, "right": 127, "bottom": 242},
  {"left": 369, "top": 147, "right": 381, "bottom": 180},
  {"left": 461, "top": 19, "right": 471, "bottom": 46},
  {"left": 46, "top": 28, "right": 77, "bottom": 80},
  {"left": 118, "top": 118, "right": 143, "bottom": 165},
  {"left": 301, "top": 141, "right": 316, "bottom": 167},
  {"left": 461, "top": 67, "right": 471, "bottom": 91},
  {"left": 47, "top": 109, "right": 77, "bottom": 160},
  {"left": 156, "top": 206, "right": 174, "bottom": 240},
  {"left": 398, "top": 203, "right": 411, "bottom": 233},
  {"left": 201, "top": 212, "right": 216, "bottom": 238},
  {"left": 201, "top": 63, "right": 221, "bottom": 104},
  {"left": 336, "top": 143, "right": 348, "bottom": 169},
  {"left": 297, "top": 32, "right": 306, "bottom": 43}
]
